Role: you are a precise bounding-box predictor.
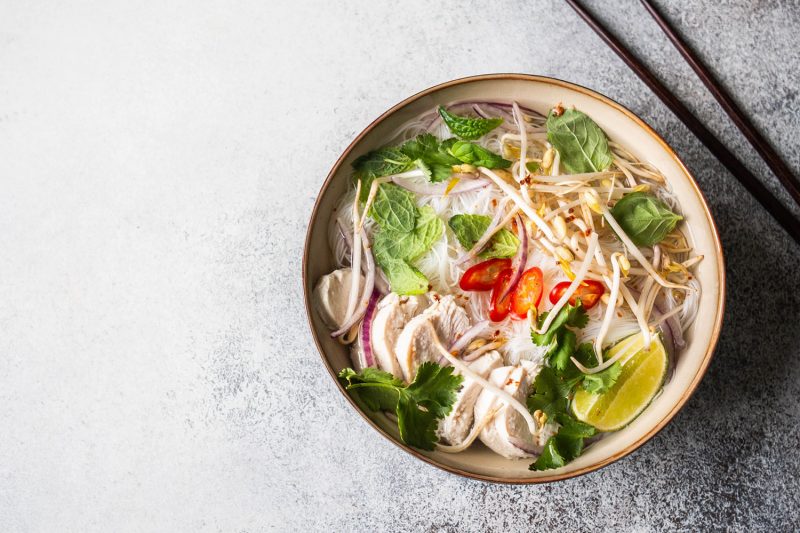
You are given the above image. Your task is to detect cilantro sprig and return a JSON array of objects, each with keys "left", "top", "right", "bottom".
[
  {"left": 338, "top": 362, "right": 463, "bottom": 451},
  {"left": 527, "top": 301, "right": 623, "bottom": 470}
]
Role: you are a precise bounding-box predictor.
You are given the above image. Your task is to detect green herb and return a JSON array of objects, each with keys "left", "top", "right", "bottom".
[
  {"left": 373, "top": 206, "right": 443, "bottom": 295},
  {"left": 448, "top": 141, "right": 512, "bottom": 169},
  {"left": 369, "top": 183, "right": 418, "bottom": 233},
  {"left": 530, "top": 301, "right": 588, "bottom": 371},
  {"left": 399, "top": 134, "right": 460, "bottom": 183},
  {"left": 610, "top": 191, "right": 683, "bottom": 247},
  {"left": 338, "top": 362, "right": 464, "bottom": 450},
  {"left": 374, "top": 206, "right": 443, "bottom": 262},
  {"left": 546, "top": 108, "right": 613, "bottom": 174},
  {"left": 526, "top": 161, "right": 540, "bottom": 173},
  {"left": 448, "top": 214, "right": 519, "bottom": 259},
  {"left": 438, "top": 106, "right": 503, "bottom": 140},
  {"left": 352, "top": 148, "right": 416, "bottom": 200}
]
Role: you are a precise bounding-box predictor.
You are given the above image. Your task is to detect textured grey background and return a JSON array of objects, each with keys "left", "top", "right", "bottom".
[{"left": 1, "top": 0, "right": 799, "bottom": 531}]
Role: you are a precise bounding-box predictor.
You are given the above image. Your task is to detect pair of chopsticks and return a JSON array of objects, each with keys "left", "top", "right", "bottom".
[{"left": 566, "top": 0, "right": 800, "bottom": 245}]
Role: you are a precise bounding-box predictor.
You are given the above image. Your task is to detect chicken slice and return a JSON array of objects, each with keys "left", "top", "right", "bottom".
[
  {"left": 369, "top": 293, "right": 426, "bottom": 378},
  {"left": 313, "top": 268, "right": 365, "bottom": 330},
  {"left": 394, "top": 295, "right": 471, "bottom": 382},
  {"left": 437, "top": 350, "right": 503, "bottom": 446},
  {"left": 473, "top": 361, "right": 543, "bottom": 459}
]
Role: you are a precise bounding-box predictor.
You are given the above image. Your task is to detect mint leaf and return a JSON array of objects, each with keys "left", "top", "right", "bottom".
[
  {"left": 610, "top": 191, "right": 683, "bottom": 247},
  {"left": 338, "top": 363, "right": 463, "bottom": 451},
  {"left": 374, "top": 206, "right": 443, "bottom": 263},
  {"left": 448, "top": 214, "right": 519, "bottom": 259},
  {"left": 438, "top": 106, "right": 503, "bottom": 140},
  {"left": 374, "top": 255, "right": 429, "bottom": 295},
  {"left": 399, "top": 134, "right": 460, "bottom": 183},
  {"left": 353, "top": 148, "right": 416, "bottom": 200},
  {"left": 370, "top": 183, "right": 418, "bottom": 233},
  {"left": 448, "top": 141, "right": 511, "bottom": 169},
  {"left": 546, "top": 108, "right": 613, "bottom": 174}
]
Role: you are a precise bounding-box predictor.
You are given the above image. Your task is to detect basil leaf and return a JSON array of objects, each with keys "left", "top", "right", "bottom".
[
  {"left": 546, "top": 109, "right": 613, "bottom": 174},
  {"left": 448, "top": 141, "right": 511, "bottom": 169},
  {"left": 447, "top": 214, "right": 519, "bottom": 259},
  {"left": 610, "top": 191, "right": 683, "bottom": 247},
  {"left": 353, "top": 147, "right": 416, "bottom": 200},
  {"left": 373, "top": 206, "right": 443, "bottom": 263},
  {"left": 438, "top": 106, "right": 503, "bottom": 140},
  {"left": 370, "top": 183, "right": 418, "bottom": 233}
]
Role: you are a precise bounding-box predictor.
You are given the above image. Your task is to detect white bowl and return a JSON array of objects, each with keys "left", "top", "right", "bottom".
[{"left": 303, "top": 74, "right": 725, "bottom": 483}]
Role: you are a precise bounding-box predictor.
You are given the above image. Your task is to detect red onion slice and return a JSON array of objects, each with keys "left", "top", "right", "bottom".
[
  {"left": 358, "top": 290, "right": 380, "bottom": 367},
  {"left": 498, "top": 214, "right": 528, "bottom": 303},
  {"left": 390, "top": 175, "right": 489, "bottom": 196}
]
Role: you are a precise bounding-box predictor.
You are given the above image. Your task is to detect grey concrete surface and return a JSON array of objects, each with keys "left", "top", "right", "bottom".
[{"left": 1, "top": 0, "right": 799, "bottom": 531}]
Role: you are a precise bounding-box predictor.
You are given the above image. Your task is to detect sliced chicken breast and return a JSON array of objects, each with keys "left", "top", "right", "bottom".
[
  {"left": 394, "top": 295, "right": 471, "bottom": 382},
  {"left": 369, "top": 293, "right": 426, "bottom": 378},
  {"left": 474, "top": 361, "right": 543, "bottom": 459},
  {"left": 437, "top": 350, "right": 503, "bottom": 446},
  {"left": 313, "top": 268, "right": 365, "bottom": 330}
]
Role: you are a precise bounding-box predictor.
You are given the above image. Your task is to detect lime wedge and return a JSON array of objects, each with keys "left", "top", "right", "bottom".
[{"left": 572, "top": 332, "right": 668, "bottom": 431}]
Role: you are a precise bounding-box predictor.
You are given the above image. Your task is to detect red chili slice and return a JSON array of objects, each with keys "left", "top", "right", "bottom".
[
  {"left": 489, "top": 268, "right": 515, "bottom": 322},
  {"left": 548, "top": 279, "right": 605, "bottom": 310},
  {"left": 459, "top": 258, "right": 513, "bottom": 291},
  {"left": 510, "top": 267, "right": 544, "bottom": 319}
]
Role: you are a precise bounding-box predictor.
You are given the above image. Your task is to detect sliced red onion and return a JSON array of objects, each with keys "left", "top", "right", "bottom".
[
  {"left": 449, "top": 320, "right": 490, "bottom": 354},
  {"left": 358, "top": 290, "right": 380, "bottom": 367},
  {"left": 332, "top": 230, "right": 376, "bottom": 338},
  {"left": 456, "top": 203, "right": 508, "bottom": 265},
  {"left": 390, "top": 175, "right": 489, "bottom": 196},
  {"left": 508, "top": 435, "right": 542, "bottom": 455},
  {"left": 498, "top": 214, "right": 528, "bottom": 303}
]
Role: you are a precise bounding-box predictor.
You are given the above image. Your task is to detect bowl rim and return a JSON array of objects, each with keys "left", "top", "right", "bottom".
[{"left": 302, "top": 73, "right": 726, "bottom": 484}]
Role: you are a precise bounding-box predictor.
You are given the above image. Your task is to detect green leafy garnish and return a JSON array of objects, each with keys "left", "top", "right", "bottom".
[
  {"left": 352, "top": 148, "right": 416, "bottom": 200},
  {"left": 338, "top": 362, "right": 464, "bottom": 450},
  {"left": 531, "top": 301, "right": 588, "bottom": 371},
  {"left": 373, "top": 206, "right": 443, "bottom": 295},
  {"left": 448, "top": 141, "right": 512, "bottom": 169},
  {"left": 610, "top": 191, "right": 683, "bottom": 247},
  {"left": 399, "top": 134, "right": 461, "bottom": 183},
  {"left": 369, "top": 183, "right": 418, "bottom": 233},
  {"left": 448, "top": 214, "right": 519, "bottom": 259},
  {"left": 546, "top": 108, "right": 613, "bottom": 174},
  {"left": 438, "top": 106, "right": 503, "bottom": 140}
]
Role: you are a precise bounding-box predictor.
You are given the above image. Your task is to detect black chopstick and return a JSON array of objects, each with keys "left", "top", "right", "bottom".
[
  {"left": 640, "top": 0, "right": 800, "bottom": 211},
  {"left": 565, "top": 0, "right": 800, "bottom": 245}
]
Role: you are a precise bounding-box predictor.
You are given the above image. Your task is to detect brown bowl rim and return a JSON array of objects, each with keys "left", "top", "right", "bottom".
[{"left": 302, "top": 73, "right": 726, "bottom": 484}]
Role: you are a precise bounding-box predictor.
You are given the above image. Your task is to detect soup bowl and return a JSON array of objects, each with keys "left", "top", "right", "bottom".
[{"left": 302, "top": 74, "right": 725, "bottom": 483}]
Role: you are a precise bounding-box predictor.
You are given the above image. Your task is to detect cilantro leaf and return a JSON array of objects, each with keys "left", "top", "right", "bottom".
[
  {"left": 581, "top": 363, "right": 622, "bottom": 394},
  {"left": 526, "top": 366, "right": 570, "bottom": 421},
  {"left": 338, "top": 362, "right": 464, "bottom": 451},
  {"left": 447, "top": 213, "right": 519, "bottom": 259},
  {"left": 530, "top": 301, "right": 587, "bottom": 370},
  {"left": 438, "top": 106, "right": 503, "bottom": 140}
]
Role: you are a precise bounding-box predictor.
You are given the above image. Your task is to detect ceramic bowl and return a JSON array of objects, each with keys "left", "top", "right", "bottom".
[{"left": 303, "top": 74, "right": 725, "bottom": 483}]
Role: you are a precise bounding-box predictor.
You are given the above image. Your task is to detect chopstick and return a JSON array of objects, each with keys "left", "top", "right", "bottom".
[
  {"left": 565, "top": 0, "right": 800, "bottom": 245},
  {"left": 640, "top": 0, "right": 800, "bottom": 210}
]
